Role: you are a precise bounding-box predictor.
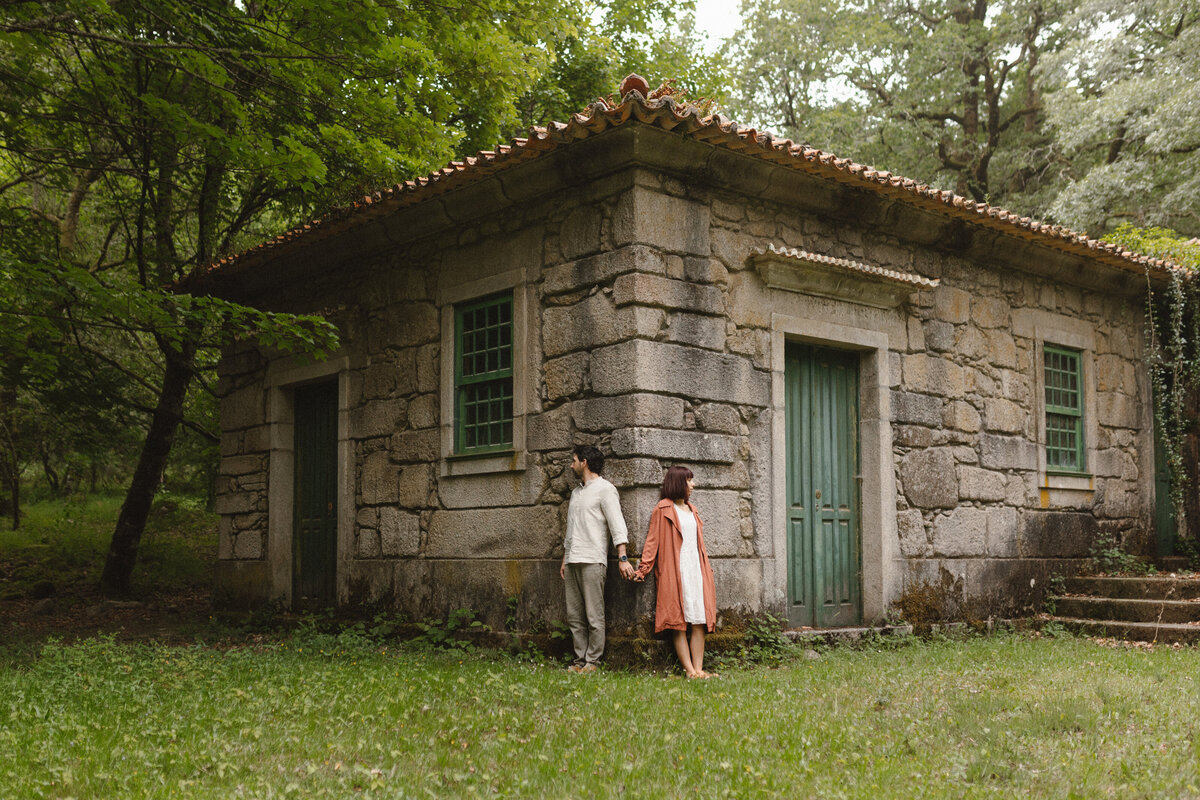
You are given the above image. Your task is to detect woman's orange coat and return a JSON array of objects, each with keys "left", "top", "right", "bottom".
[{"left": 633, "top": 498, "right": 717, "bottom": 633}]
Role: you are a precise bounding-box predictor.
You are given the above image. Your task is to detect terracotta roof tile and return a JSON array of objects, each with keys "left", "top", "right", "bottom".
[
  {"left": 751, "top": 244, "right": 941, "bottom": 289},
  {"left": 190, "top": 90, "right": 1179, "bottom": 287}
]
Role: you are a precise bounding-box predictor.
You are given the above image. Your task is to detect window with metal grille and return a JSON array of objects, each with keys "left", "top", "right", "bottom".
[
  {"left": 455, "top": 292, "right": 513, "bottom": 453},
  {"left": 1044, "top": 345, "right": 1085, "bottom": 472}
]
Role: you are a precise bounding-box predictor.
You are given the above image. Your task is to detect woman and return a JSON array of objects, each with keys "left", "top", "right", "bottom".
[{"left": 632, "top": 465, "right": 717, "bottom": 678}]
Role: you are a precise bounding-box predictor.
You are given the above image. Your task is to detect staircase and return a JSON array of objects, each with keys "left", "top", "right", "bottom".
[{"left": 1049, "top": 575, "right": 1200, "bottom": 644}]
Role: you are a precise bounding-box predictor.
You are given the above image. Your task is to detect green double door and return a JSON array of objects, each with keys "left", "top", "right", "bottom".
[
  {"left": 293, "top": 381, "right": 338, "bottom": 611},
  {"left": 785, "top": 343, "right": 862, "bottom": 628}
]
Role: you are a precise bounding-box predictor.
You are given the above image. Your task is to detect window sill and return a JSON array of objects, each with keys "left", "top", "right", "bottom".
[
  {"left": 440, "top": 450, "right": 528, "bottom": 477},
  {"left": 1043, "top": 472, "right": 1094, "bottom": 491}
]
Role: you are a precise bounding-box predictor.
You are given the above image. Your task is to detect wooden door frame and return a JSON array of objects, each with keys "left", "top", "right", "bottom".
[
  {"left": 265, "top": 356, "right": 352, "bottom": 608},
  {"left": 770, "top": 313, "right": 899, "bottom": 625}
]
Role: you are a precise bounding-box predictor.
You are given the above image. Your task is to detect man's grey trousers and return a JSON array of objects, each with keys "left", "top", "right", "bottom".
[{"left": 564, "top": 562, "right": 607, "bottom": 666}]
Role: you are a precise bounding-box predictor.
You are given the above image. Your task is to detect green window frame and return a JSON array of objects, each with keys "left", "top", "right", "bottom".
[
  {"left": 454, "top": 292, "right": 514, "bottom": 454},
  {"left": 1044, "top": 344, "right": 1085, "bottom": 472}
]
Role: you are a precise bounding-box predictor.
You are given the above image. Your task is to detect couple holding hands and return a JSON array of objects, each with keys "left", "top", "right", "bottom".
[{"left": 560, "top": 445, "right": 716, "bottom": 679}]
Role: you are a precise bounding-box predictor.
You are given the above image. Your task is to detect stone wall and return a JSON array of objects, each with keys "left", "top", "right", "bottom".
[{"left": 214, "top": 138, "right": 1155, "bottom": 628}]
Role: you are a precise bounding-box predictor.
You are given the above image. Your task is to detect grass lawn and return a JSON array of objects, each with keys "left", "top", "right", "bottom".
[{"left": 2, "top": 632, "right": 1198, "bottom": 799}]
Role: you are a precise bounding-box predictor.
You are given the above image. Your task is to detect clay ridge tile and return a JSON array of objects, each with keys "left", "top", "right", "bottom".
[{"left": 192, "top": 91, "right": 1179, "bottom": 285}]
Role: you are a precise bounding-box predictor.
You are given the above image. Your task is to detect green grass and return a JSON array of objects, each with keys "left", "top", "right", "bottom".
[
  {"left": 0, "top": 492, "right": 216, "bottom": 598},
  {"left": 2, "top": 633, "right": 1198, "bottom": 798}
]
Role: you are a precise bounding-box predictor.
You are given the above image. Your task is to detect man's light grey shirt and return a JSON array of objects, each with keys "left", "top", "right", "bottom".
[{"left": 564, "top": 475, "right": 628, "bottom": 564}]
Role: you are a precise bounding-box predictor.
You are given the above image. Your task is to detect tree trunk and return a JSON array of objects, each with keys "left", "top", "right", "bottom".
[
  {"left": 99, "top": 340, "right": 195, "bottom": 596},
  {"left": 0, "top": 383, "right": 18, "bottom": 530}
]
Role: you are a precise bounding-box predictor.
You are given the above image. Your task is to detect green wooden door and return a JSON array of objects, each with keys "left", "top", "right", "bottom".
[
  {"left": 293, "top": 381, "right": 338, "bottom": 610},
  {"left": 785, "top": 343, "right": 862, "bottom": 628}
]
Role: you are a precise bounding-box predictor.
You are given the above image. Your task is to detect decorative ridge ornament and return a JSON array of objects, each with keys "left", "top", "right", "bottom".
[{"left": 749, "top": 243, "right": 939, "bottom": 309}]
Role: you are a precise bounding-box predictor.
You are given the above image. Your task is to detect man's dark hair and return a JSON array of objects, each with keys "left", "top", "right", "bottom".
[{"left": 574, "top": 445, "right": 605, "bottom": 475}]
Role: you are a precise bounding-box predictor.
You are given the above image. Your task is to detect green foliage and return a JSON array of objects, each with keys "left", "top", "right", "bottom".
[
  {"left": 725, "top": 0, "right": 1063, "bottom": 211},
  {"left": 3, "top": 635, "right": 1200, "bottom": 797},
  {"left": 1088, "top": 529, "right": 1156, "bottom": 576},
  {"left": 415, "top": 608, "right": 489, "bottom": 651},
  {"left": 1042, "top": 0, "right": 1200, "bottom": 236},
  {"left": 1106, "top": 226, "right": 1200, "bottom": 548},
  {"left": 0, "top": 492, "right": 214, "bottom": 597},
  {"left": 737, "top": 612, "right": 794, "bottom": 664}
]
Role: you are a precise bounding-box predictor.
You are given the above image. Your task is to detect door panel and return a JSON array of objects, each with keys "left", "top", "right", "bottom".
[
  {"left": 786, "top": 343, "right": 862, "bottom": 628},
  {"left": 293, "top": 381, "right": 338, "bottom": 610}
]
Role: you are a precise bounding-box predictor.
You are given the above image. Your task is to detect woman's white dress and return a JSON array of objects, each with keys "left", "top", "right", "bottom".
[{"left": 674, "top": 505, "right": 706, "bottom": 625}]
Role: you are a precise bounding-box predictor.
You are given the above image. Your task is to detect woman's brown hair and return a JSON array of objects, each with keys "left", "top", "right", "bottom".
[{"left": 659, "top": 465, "right": 694, "bottom": 502}]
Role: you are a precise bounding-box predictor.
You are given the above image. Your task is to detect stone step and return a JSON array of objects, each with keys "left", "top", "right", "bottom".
[
  {"left": 1157, "top": 556, "right": 1192, "bottom": 572},
  {"left": 1062, "top": 576, "right": 1200, "bottom": 600},
  {"left": 1050, "top": 617, "right": 1200, "bottom": 645},
  {"left": 1053, "top": 596, "right": 1200, "bottom": 625},
  {"left": 784, "top": 624, "right": 913, "bottom": 645}
]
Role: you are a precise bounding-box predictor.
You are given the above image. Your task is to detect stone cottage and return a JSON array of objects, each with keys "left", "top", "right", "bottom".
[{"left": 188, "top": 78, "right": 1177, "bottom": 633}]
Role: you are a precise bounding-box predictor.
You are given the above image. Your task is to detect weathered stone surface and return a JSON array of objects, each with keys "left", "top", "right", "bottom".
[
  {"left": 425, "top": 505, "right": 561, "bottom": 558},
  {"left": 543, "top": 245, "right": 667, "bottom": 295},
  {"left": 612, "top": 273, "right": 725, "bottom": 314},
  {"left": 613, "top": 188, "right": 710, "bottom": 256},
  {"left": 356, "top": 528, "right": 381, "bottom": 558},
  {"left": 1021, "top": 511, "right": 1097, "bottom": 558},
  {"left": 893, "top": 425, "right": 935, "bottom": 448},
  {"left": 979, "top": 434, "right": 1038, "bottom": 471},
  {"left": 379, "top": 509, "right": 420, "bottom": 557},
  {"left": 352, "top": 399, "right": 407, "bottom": 439},
  {"left": 1095, "top": 354, "right": 1135, "bottom": 393},
  {"left": 220, "top": 455, "right": 263, "bottom": 477},
  {"left": 390, "top": 429, "right": 439, "bottom": 463},
  {"left": 891, "top": 391, "right": 942, "bottom": 427},
  {"left": 689, "top": 490, "right": 743, "bottom": 557},
  {"left": 233, "top": 531, "right": 263, "bottom": 560},
  {"left": 369, "top": 302, "right": 438, "bottom": 351},
  {"left": 559, "top": 205, "right": 603, "bottom": 260},
  {"left": 361, "top": 451, "right": 398, "bottom": 505},
  {"left": 958, "top": 466, "right": 1007, "bottom": 502},
  {"left": 1097, "top": 391, "right": 1139, "bottom": 429},
  {"left": 611, "top": 427, "right": 738, "bottom": 464},
  {"left": 604, "top": 458, "right": 664, "bottom": 488},
  {"left": 931, "top": 507, "right": 987, "bottom": 557},
  {"left": 527, "top": 407, "right": 572, "bottom": 451},
  {"left": 439, "top": 466, "right": 545, "bottom": 509},
  {"left": 591, "top": 340, "right": 768, "bottom": 406},
  {"left": 924, "top": 320, "right": 955, "bottom": 352},
  {"left": 214, "top": 492, "right": 258, "bottom": 515},
  {"left": 416, "top": 344, "right": 439, "bottom": 393},
  {"left": 942, "top": 401, "right": 981, "bottom": 433},
  {"left": 542, "top": 293, "right": 664, "bottom": 358},
  {"left": 223, "top": 386, "right": 265, "bottom": 430},
  {"left": 927, "top": 358, "right": 966, "bottom": 399},
  {"left": 407, "top": 394, "right": 438, "bottom": 429},
  {"left": 694, "top": 403, "right": 741, "bottom": 434},
  {"left": 934, "top": 286, "right": 971, "bottom": 323},
  {"left": 710, "top": 558, "right": 763, "bottom": 614},
  {"left": 684, "top": 256, "right": 729, "bottom": 286},
  {"left": 986, "top": 507, "right": 1018, "bottom": 558},
  {"left": 543, "top": 352, "right": 590, "bottom": 401},
  {"left": 955, "top": 326, "right": 988, "bottom": 360},
  {"left": 983, "top": 398, "right": 1025, "bottom": 434},
  {"left": 573, "top": 393, "right": 685, "bottom": 432},
  {"left": 896, "top": 509, "right": 929, "bottom": 557},
  {"left": 901, "top": 354, "right": 928, "bottom": 391},
  {"left": 985, "top": 330, "right": 1017, "bottom": 368},
  {"left": 397, "top": 463, "right": 432, "bottom": 507},
  {"left": 665, "top": 312, "right": 726, "bottom": 351},
  {"left": 971, "top": 296, "right": 1010, "bottom": 329},
  {"left": 900, "top": 448, "right": 958, "bottom": 509}
]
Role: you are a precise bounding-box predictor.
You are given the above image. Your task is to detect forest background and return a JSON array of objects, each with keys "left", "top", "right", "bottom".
[{"left": 1, "top": 0, "right": 1197, "bottom": 595}]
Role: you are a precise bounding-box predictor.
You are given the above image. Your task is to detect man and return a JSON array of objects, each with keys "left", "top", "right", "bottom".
[{"left": 561, "top": 444, "right": 635, "bottom": 673}]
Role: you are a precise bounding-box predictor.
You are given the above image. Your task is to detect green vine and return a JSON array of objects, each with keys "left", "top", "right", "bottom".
[{"left": 1107, "top": 225, "right": 1200, "bottom": 557}]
